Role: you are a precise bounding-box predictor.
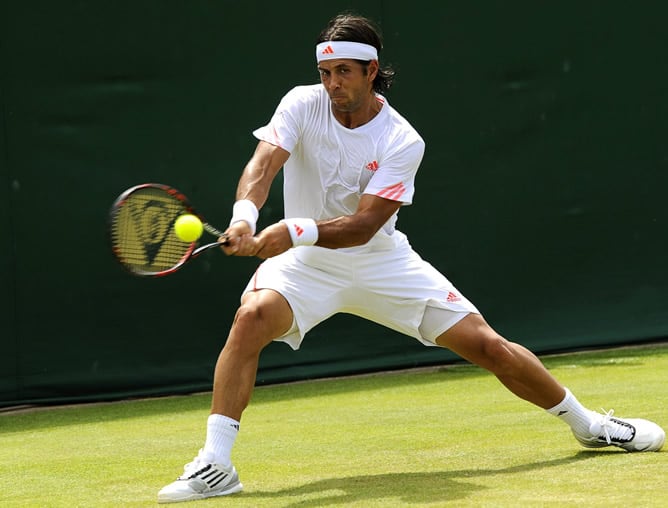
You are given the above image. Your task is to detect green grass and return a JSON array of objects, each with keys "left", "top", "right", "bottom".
[{"left": 1, "top": 344, "right": 666, "bottom": 507}]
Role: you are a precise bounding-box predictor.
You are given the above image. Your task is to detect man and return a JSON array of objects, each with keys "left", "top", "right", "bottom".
[{"left": 157, "top": 13, "right": 664, "bottom": 504}]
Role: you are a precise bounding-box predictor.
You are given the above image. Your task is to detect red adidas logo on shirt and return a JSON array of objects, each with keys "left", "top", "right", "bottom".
[{"left": 366, "top": 160, "right": 379, "bottom": 171}]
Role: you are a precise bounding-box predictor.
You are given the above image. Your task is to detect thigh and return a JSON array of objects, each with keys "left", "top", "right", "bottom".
[
  {"left": 237, "top": 288, "right": 295, "bottom": 343},
  {"left": 435, "top": 313, "right": 507, "bottom": 369},
  {"left": 242, "top": 248, "right": 353, "bottom": 349},
  {"left": 353, "top": 245, "right": 479, "bottom": 343}
]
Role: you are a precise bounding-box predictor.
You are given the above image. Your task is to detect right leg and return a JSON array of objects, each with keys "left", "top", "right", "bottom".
[
  {"left": 158, "top": 288, "right": 294, "bottom": 504},
  {"left": 211, "top": 288, "right": 295, "bottom": 419}
]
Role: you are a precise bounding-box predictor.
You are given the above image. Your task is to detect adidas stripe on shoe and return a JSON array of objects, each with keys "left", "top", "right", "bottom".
[
  {"left": 572, "top": 409, "right": 665, "bottom": 452},
  {"left": 158, "top": 454, "right": 242, "bottom": 504}
]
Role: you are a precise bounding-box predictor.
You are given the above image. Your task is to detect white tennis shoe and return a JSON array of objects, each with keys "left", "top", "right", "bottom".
[
  {"left": 158, "top": 451, "right": 243, "bottom": 504},
  {"left": 573, "top": 409, "right": 665, "bottom": 452}
]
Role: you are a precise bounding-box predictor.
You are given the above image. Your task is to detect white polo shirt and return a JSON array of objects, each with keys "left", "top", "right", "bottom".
[{"left": 252, "top": 84, "right": 425, "bottom": 237}]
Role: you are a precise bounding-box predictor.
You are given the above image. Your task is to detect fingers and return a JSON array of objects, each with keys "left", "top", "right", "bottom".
[
  {"left": 219, "top": 222, "right": 254, "bottom": 256},
  {"left": 219, "top": 222, "right": 293, "bottom": 259},
  {"left": 253, "top": 223, "right": 293, "bottom": 259},
  {"left": 235, "top": 235, "right": 260, "bottom": 256},
  {"left": 219, "top": 233, "right": 258, "bottom": 257}
]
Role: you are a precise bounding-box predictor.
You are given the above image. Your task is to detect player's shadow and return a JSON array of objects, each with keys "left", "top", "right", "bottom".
[{"left": 242, "top": 452, "right": 604, "bottom": 506}]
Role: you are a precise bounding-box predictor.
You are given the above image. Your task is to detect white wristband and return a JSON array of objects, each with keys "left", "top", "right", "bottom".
[
  {"left": 230, "top": 199, "right": 259, "bottom": 235},
  {"left": 280, "top": 218, "right": 319, "bottom": 247}
]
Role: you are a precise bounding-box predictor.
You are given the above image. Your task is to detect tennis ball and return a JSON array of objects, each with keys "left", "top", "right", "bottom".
[{"left": 174, "top": 214, "right": 203, "bottom": 242}]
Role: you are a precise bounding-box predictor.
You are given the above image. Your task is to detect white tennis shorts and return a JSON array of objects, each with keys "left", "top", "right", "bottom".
[{"left": 242, "top": 230, "right": 479, "bottom": 350}]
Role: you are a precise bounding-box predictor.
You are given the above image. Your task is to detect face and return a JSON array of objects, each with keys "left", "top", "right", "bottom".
[{"left": 317, "top": 59, "right": 378, "bottom": 113}]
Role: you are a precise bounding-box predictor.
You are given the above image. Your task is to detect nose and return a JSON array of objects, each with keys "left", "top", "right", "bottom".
[{"left": 327, "top": 74, "right": 341, "bottom": 90}]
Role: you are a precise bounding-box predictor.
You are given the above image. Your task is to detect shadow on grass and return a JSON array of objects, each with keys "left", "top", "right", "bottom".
[{"left": 240, "top": 452, "right": 602, "bottom": 506}]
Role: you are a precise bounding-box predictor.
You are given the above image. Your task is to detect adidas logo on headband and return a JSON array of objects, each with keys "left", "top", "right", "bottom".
[{"left": 316, "top": 41, "right": 378, "bottom": 62}]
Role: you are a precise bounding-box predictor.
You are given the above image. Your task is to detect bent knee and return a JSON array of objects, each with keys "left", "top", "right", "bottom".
[
  {"left": 223, "top": 306, "right": 274, "bottom": 355},
  {"left": 228, "top": 293, "right": 293, "bottom": 347},
  {"left": 233, "top": 302, "right": 263, "bottom": 329}
]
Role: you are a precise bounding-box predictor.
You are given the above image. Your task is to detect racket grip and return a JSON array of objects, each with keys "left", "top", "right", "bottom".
[{"left": 192, "top": 239, "right": 227, "bottom": 258}]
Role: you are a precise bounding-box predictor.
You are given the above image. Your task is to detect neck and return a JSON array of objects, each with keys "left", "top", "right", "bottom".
[{"left": 332, "top": 93, "right": 382, "bottom": 129}]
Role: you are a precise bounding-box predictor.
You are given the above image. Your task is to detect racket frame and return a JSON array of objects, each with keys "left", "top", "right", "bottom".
[{"left": 109, "top": 183, "right": 228, "bottom": 277}]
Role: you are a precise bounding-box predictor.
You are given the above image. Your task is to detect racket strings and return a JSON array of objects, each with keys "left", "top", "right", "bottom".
[{"left": 110, "top": 187, "right": 194, "bottom": 274}]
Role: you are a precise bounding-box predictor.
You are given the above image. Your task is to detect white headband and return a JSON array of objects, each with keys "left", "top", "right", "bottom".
[{"left": 316, "top": 41, "right": 378, "bottom": 62}]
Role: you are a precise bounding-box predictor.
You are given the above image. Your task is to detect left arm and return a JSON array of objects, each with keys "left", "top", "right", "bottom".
[
  {"left": 312, "top": 194, "right": 401, "bottom": 248},
  {"left": 238, "top": 193, "right": 402, "bottom": 259}
]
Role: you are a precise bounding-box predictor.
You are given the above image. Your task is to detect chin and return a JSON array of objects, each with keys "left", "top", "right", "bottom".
[{"left": 331, "top": 100, "right": 352, "bottom": 112}]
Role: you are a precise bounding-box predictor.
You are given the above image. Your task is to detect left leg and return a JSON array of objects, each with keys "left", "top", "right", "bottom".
[
  {"left": 434, "top": 312, "right": 665, "bottom": 451},
  {"left": 435, "top": 313, "right": 565, "bottom": 409}
]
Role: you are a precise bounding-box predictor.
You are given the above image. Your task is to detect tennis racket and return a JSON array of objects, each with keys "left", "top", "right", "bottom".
[{"left": 109, "top": 183, "right": 229, "bottom": 277}]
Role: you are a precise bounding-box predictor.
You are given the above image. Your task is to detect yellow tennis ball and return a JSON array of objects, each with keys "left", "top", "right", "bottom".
[{"left": 174, "top": 214, "right": 203, "bottom": 242}]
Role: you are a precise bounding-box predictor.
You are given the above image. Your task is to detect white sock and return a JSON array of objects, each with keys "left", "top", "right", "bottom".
[
  {"left": 546, "top": 388, "right": 595, "bottom": 435},
  {"left": 202, "top": 414, "right": 239, "bottom": 466}
]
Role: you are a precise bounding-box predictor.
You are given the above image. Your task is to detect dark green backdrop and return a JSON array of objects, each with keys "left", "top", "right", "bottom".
[{"left": 1, "top": 1, "right": 666, "bottom": 407}]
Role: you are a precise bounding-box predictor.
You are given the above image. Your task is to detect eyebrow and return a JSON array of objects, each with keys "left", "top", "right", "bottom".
[{"left": 317, "top": 63, "right": 352, "bottom": 73}]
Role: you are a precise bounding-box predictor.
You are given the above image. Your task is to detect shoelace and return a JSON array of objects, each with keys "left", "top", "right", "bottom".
[
  {"left": 179, "top": 460, "right": 202, "bottom": 479},
  {"left": 179, "top": 450, "right": 210, "bottom": 479},
  {"left": 589, "top": 409, "right": 635, "bottom": 444}
]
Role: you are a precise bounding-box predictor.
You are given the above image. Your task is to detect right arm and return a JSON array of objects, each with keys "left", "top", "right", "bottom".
[
  {"left": 235, "top": 140, "right": 290, "bottom": 208},
  {"left": 221, "top": 140, "right": 290, "bottom": 255}
]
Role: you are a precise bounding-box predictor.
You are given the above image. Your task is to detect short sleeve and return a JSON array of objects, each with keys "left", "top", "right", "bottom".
[
  {"left": 252, "top": 87, "right": 306, "bottom": 153},
  {"left": 363, "top": 137, "right": 425, "bottom": 205}
]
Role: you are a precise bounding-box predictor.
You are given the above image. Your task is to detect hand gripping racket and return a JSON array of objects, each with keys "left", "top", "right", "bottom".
[{"left": 109, "top": 183, "right": 228, "bottom": 277}]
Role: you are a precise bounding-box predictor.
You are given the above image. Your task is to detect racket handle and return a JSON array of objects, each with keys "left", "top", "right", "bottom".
[{"left": 191, "top": 235, "right": 229, "bottom": 258}]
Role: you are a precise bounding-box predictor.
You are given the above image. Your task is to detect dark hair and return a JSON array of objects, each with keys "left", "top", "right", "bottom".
[{"left": 317, "top": 13, "right": 395, "bottom": 95}]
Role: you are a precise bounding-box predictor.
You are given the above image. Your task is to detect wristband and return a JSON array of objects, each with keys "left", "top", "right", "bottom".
[
  {"left": 230, "top": 199, "right": 259, "bottom": 235},
  {"left": 280, "top": 218, "right": 319, "bottom": 247}
]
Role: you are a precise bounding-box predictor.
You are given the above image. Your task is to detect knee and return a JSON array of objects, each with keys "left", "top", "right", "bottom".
[
  {"left": 232, "top": 302, "right": 262, "bottom": 331},
  {"left": 437, "top": 315, "right": 527, "bottom": 376},
  {"left": 477, "top": 334, "right": 520, "bottom": 375},
  {"left": 224, "top": 303, "right": 274, "bottom": 354},
  {"left": 227, "top": 289, "right": 295, "bottom": 346}
]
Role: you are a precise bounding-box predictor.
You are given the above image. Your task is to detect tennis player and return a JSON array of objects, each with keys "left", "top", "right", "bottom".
[{"left": 158, "top": 12, "right": 664, "bottom": 503}]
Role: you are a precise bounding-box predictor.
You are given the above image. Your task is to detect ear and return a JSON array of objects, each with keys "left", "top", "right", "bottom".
[{"left": 367, "top": 59, "right": 379, "bottom": 82}]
